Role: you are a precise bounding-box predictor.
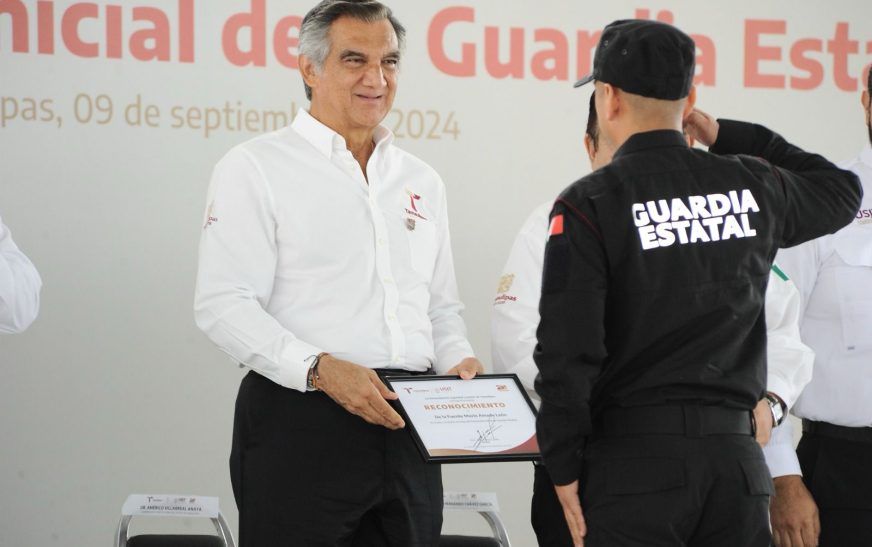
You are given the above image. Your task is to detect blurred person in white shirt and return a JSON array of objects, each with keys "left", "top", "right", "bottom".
[
  {"left": 0, "top": 212, "right": 41, "bottom": 334},
  {"left": 768, "top": 66, "right": 872, "bottom": 547}
]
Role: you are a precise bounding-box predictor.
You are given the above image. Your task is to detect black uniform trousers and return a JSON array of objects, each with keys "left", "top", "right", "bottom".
[
  {"left": 230, "top": 370, "right": 442, "bottom": 547},
  {"left": 797, "top": 422, "right": 872, "bottom": 547},
  {"left": 574, "top": 406, "right": 773, "bottom": 547}
]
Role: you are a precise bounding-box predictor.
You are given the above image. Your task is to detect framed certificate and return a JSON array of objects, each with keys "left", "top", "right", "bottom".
[{"left": 382, "top": 373, "right": 541, "bottom": 463}]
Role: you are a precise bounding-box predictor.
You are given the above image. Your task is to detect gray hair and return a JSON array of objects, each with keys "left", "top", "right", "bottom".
[{"left": 299, "top": 0, "right": 406, "bottom": 101}]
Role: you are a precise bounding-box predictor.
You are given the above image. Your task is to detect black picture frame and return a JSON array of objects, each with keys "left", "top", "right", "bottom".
[{"left": 381, "top": 373, "right": 541, "bottom": 464}]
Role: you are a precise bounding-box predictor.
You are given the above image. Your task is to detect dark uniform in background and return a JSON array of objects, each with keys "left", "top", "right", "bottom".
[{"left": 534, "top": 20, "right": 863, "bottom": 547}]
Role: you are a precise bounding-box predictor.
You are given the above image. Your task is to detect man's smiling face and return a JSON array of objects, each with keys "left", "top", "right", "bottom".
[{"left": 305, "top": 16, "right": 400, "bottom": 137}]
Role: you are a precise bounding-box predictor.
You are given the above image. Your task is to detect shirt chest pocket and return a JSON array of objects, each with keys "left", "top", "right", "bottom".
[
  {"left": 404, "top": 218, "right": 438, "bottom": 280},
  {"left": 832, "top": 223, "right": 872, "bottom": 351}
]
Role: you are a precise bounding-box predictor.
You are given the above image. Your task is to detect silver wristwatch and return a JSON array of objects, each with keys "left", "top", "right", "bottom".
[
  {"left": 765, "top": 393, "right": 785, "bottom": 426},
  {"left": 305, "top": 353, "right": 325, "bottom": 391}
]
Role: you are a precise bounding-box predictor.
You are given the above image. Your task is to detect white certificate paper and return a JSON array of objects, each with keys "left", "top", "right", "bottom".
[{"left": 385, "top": 374, "right": 540, "bottom": 462}]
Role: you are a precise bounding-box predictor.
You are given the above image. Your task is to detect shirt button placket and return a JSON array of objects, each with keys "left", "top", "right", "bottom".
[{"left": 368, "top": 179, "right": 405, "bottom": 368}]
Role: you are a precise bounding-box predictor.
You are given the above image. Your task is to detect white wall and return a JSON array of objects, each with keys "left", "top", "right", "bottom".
[{"left": 2, "top": 1, "right": 871, "bottom": 545}]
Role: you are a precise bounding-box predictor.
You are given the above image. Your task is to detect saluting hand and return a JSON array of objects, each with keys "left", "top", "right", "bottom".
[
  {"left": 315, "top": 354, "right": 406, "bottom": 430},
  {"left": 683, "top": 108, "right": 720, "bottom": 147},
  {"left": 555, "top": 480, "right": 587, "bottom": 547}
]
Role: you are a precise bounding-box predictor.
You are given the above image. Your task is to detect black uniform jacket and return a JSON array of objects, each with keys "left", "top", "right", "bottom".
[{"left": 534, "top": 120, "right": 862, "bottom": 485}]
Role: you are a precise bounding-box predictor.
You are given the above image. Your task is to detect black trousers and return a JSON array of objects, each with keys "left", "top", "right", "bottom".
[
  {"left": 797, "top": 428, "right": 872, "bottom": 547},
  {"left": 532, "top": 462, "right": 574, "bottom": 547},
  {"left": 574, "top": 407, "right": 772, "bottom": 547},
  {"left": 230, "top": 371, "right": 443, "bottom": 547}
]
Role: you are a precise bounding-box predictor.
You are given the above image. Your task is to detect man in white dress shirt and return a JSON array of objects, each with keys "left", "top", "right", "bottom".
[
  {"left": 0, "top": 212, "right": 41, "bottom": 334},
  {"left": 194, "top": 1, "right": 481, "bottom": 545},
  {"left": 492, "top": 95, "right": 814, "bottom": 546},
  {"left": 767, "top": 67, "right": 872, "bottom": 547}
]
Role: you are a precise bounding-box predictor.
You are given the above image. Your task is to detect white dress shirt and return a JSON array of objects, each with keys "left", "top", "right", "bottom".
[
  {"left": 491, "top": 202, "right": 553, "bottom": 403},
  {"left": 492, "top": 202, "right": 814, "bottom": 478},
  {"left": 765, "top": 144, "right": 872, "bottom": 474},
  {"left": 195, "top": 109, "right": 474, "bottom": 392},
  {"left": 0, "top": 213, "right": 41, "bottom": 334}
]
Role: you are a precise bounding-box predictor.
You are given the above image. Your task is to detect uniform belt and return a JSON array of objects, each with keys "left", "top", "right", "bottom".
[
  {"left": 600, "top": 405, "right": 754, "bottom": 437},
  {"left": 802, "top": 419, "right": 872, "bottom": 444}
]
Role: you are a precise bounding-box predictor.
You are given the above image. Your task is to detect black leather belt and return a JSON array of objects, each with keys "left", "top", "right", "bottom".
[
  {"left": 803, "top": 419, "right": 872, "bottom": 444},
  {"left": 600, "top": 405, "right": 754, "bottom": 437}
]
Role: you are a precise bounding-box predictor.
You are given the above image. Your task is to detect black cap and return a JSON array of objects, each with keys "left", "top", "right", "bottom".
[{"left": 574, "top": 19, "right": 696, "bottom": 100}]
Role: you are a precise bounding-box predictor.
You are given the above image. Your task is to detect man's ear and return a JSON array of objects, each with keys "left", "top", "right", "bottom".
[
  {"left": 299, "top": 55, "right": 319, "bottom": 91},
  {"left": 584, "top": 133, "right": 596, "bottom": 164},
  {"left": 601, "top": 83, "right": 620, "bottom": 122},
  {"left": 862, "top": 89, "right": 871, "bottom": 125}
]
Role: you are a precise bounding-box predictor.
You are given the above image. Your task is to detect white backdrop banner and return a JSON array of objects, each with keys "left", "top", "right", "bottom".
[{"left": 2, "top": 1, "right": 871, "bottom": 546}]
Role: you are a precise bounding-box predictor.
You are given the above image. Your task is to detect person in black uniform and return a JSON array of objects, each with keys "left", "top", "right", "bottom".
[{"left": 533, "top": 19, "right": 862, "bottom": 547}]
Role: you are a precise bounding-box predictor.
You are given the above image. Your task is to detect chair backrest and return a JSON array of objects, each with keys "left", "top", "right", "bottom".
[
  {"left": 439, "top": 535, "right": 502, "bottom": 547},
  {"left": 441, "top": 492, "right": 511, "bottom": 547},
  {"left": 115, "top": 495, "right": 235, "bottom": 547}
]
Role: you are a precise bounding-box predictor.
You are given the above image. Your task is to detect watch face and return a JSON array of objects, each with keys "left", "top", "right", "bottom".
[{"left": 769, "top": 399, "right": 784, "bottom": 425}]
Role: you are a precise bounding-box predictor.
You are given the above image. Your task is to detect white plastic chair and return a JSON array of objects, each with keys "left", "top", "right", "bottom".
[
  {"left": 114, "top": 494, "right": 235, "bottom": 547},
  {"left": 440, "top": 491, "right": 511, "bottom": 547}
]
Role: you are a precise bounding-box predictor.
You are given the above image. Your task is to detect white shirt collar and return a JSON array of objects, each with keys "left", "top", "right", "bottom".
[{"left": 291, "top": 108, "right": 394, "bottom": 161}]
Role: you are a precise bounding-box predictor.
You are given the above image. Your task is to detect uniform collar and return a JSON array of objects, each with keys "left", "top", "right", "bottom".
[
  {"left": 291, "top": 108, "right": 394, "bottom": 161},
  {"left": 613, "top": 129, "right": 688, "bottom": 160}
]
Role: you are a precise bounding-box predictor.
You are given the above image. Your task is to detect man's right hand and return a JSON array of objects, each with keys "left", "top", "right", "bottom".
[
  {"left": 770, "top": 475, "right": 820, "bottom": 547},
  {"left": 314, "top": 354, "right": 406, "bottom": 430},
  {"left": 682, "top": 108, "right": 719, "bottom": 147}
]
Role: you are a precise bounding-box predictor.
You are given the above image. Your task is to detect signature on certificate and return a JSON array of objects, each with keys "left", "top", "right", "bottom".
[{"left": 471, "top": 418, "right": 502, "bottom": 450}]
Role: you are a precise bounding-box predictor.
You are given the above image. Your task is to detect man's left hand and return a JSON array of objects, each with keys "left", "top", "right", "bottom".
[
  {"left": 771, "top": 475, "right": 820, "bottom": 547},
  {"left": 445, "top": 357, "right": 484, "bottom": 379},
  {"left": 753, "top": 398, "right": 774, "bottom": 447}
]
